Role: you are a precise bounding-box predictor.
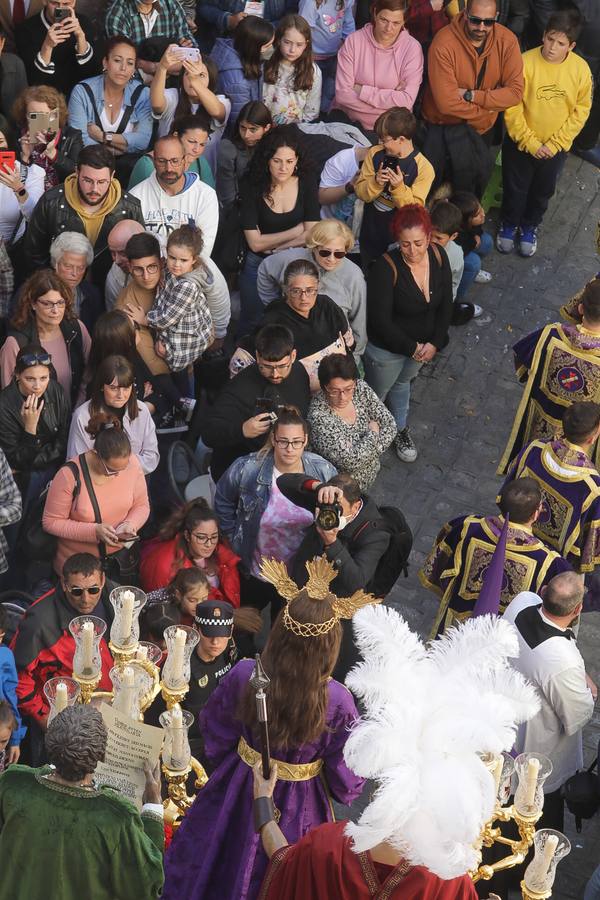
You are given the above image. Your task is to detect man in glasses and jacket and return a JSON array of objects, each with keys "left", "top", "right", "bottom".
[
  {"left": 10, "top": 552, "right": 115, "bottom": 762},
  {"left": 421, "top": 0, "right": 524, "bottom": 194}
]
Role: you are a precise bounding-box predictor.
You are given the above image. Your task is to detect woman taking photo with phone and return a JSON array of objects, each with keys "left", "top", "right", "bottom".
[
  {"left": 0, "top": 114, "right": 45, "bottom": 248},
  {"left": 12, "top": 85, "right": 83, "bottom": 190},
  {"left": 42, "top": 411, "right": 150, "bottom": 577}
]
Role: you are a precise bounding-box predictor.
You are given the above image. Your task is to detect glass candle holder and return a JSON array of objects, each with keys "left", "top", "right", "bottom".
[
  {"left": 514, "top": 753, "right": 553, "bottom": 818},
  {"left": 44, "top": 676, "right": 80, "bottom": 725},
  {"left": 496, "top": 751, "right": 516, "bottom": 807},
  {"left": 160, "top": 705, "right": 194, "bottom": 771},
  {"left": 69, "top": 615, "right": 107, "bottom": 681},
  {"left": 135, "top": 641, "right": 163, "bottom": 666},
  {"left": 109, "top": 586, "right": 147, "bottom": 651},
  {"left": 523, "top": 829, "right": 571, "bottom": 894},
  {"left": 110, "top": 663, "right": 154, "bottom": 721},
  {"left": 162, "top": 625, "right": 199, "bottom": 691}
]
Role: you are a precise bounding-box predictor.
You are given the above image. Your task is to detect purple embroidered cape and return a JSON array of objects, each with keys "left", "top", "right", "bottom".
[{"left": 162, "top": 659, "right": 364, "bottom": 900}]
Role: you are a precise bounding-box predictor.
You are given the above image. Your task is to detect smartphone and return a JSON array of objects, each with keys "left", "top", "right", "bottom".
[
  {"left": 0, "top": 150, "right": 16, "bottom": 173},
  {"left": 27, "top": 109, "right": 59, "bottom": 144},
  {"left": 117, "top": 533, "right": 140, "bottom": 543},
  {"left": 255, "top": 397, "right": 279, "bottom": 416},
  {"left": 54, "top": 7, "right": 71, "bottom": 22},
  {"left": 382, "top": 154, "right": 400, "bottom": 171},
  {"left": 172, "top": 46, "right": 201, "bottom": 63}
]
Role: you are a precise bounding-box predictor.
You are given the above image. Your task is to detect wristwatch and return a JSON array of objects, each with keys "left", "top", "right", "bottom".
[
  {"left": 464, "top": 90, "right": 473, "bottom": 103},
  {"left": 16, "top": 187, "right": 26, "bottom": 197},
  {"left": 105, "top": 132, "right": 113, "bottom": 145},
  {"left": 344, "top": 181, "right": 355, "bottom": 195}
]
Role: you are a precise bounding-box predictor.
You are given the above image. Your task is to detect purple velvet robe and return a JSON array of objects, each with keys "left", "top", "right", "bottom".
[{"left": 162, "top": 658, "right": 364, "bottom": 900}]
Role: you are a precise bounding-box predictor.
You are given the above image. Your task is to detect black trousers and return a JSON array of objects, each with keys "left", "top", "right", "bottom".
[{"left": 501, "top": 134, "right": 566, "bottom": 228}]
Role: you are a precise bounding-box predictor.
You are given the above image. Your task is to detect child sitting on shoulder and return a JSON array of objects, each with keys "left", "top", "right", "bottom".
[
  {"left": 355, "top": 106, "right": 434, "bottom": 268},
  {"left": 450, "top": 191, "right": 493, "bottom": 300}
]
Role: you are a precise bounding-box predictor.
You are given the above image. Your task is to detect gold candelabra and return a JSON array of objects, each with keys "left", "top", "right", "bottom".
[
  {"left": 470, "top": 802, "right": 540, "bottom": 884},
  {"left": 73, "top": 672, "right": 101, "bottom": 704}
]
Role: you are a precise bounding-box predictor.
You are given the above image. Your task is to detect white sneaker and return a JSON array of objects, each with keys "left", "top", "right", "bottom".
[
  {"left": 474, "top": 270, "right": 492, "bottom": 284},
  {"left": 395, "top": 428, "right": 418, "bottom": 463},
  {"left": 473, "top": 304, "right": 483, "bottom": 318}
]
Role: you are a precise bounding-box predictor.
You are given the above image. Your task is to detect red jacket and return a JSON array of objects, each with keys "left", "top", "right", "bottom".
[
  {"left": 10, "top": 587, "right": 114, "bottom": 724},
  {"left": 406, "top": 0, "right": 449, "bottom": 47},
  {"left": 140, "top": 536, "right": 241, "bottom": 607}
]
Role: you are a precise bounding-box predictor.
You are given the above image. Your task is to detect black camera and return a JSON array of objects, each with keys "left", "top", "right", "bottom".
[{"left": 316, "top": 502, "right": 342, "bottom": 531}]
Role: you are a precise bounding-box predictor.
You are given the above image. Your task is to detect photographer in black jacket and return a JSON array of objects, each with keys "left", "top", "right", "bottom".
[{"left": 277, "top": 471, "right": 390, "bottom": 681}]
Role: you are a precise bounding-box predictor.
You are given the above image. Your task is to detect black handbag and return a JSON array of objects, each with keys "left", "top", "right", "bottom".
[{"left": 21, "top": 461, "right": 80, "bottom": 562}]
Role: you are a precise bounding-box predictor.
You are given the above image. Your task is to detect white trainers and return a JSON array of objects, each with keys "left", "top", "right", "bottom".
[
  {"left": 474, "top": 269, "right": 492, "bottom": 284},
  {"left": 473, "top": 304, "right": 483, "bottom": 318},
  {"left": 395, "top": 428, "right": 418, "bottom": 463}
]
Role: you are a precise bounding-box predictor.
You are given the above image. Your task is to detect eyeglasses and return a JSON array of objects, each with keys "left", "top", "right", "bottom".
[
  {"left": 131, "top": 263, "right": 160, "bottom": 277},
  {"left": 155, "top": 157, "right": 184, "bottom": 166},
  {"left": 98, "top": 455, "right": 126, "bottom": 477},
  {"left": 257, "top": 359, "right": 292, "bottom": 374},
  {"left": 274, "top": 438, "right": 305, "bottom": 449},
  {"left": 317, "top": 249, "right": 346, "bottom": 260},
  {"left": 19, "top": 352, "right": 52, "bottom": 367},
  {"left": 67, "top": 585, "right": 101, "bottom": 597},
  {"left": 287, "top": 287, "right": 318, "bottom": 299},
  {"left": 190, "top": 532, "right": 219, "bottom": 545},
  {"left": 36, "top": 299, "right": 66, "bottom": 310},
  {"left": 466, "top": 13, "right": 497, "bottom": 26},
  {"left": 325, "top": 385, "right": 355, "bottom": 397},
  {"left": 59, "top": 263, "right": 87, "bottom": 274}
]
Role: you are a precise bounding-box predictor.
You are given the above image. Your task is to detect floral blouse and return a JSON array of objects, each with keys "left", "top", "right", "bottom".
[
  {"left": 307, "top": 379, "right": 397, "bottom": 491},
  {"left": 262, "top": 60, "right": 322, "bottom": 125}
]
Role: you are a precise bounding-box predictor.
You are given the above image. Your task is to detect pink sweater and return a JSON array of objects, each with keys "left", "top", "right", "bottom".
[
  {"left": 332, "top": 24, "right": 423, "bottom": 129},
  {"left": 42, "top": 453, "right": 150, "bottom": 575}
]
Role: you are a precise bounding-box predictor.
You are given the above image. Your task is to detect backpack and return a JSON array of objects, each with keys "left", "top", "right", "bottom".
[
  {"left": 562, "top": 740, "right": 600, "bottom": 832},
  {"left": 353, "top": 505, "right": 413, "bottom": 598},
  {"left": 20, "top": 461, "right": 80, "bottom": 562}
]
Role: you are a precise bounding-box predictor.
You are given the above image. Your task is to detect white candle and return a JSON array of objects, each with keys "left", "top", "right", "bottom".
[
  {"left": 171, "top": 705, "right": 184, "bottom": 764},
  {"left": 81, "top": 621, "right": 94, "bottom": 675},
  {"left": 542, "top": 834, "right": 559, "bottom": 876},
  {"left": 136, "top": 645, "right": 148, "bottom": 661},
  {"left": 525, "top": 757, "right": 540, "bottom": 807},
  {"left": 120, "top": 590, "right": 135, "bottom": 645},
  {"left": 54, "top": 681, "right": 68, "bottom": 713},
  {"left": 170, "top": 628, "right": 187, "bottom": 686},
  {"left": 114, "top": 666, "right": 137, "bottom": 719}
]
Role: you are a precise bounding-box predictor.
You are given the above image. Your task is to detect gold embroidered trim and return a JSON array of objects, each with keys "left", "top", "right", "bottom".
[{"left": 237, "top": 736, "right": 323, "bottom": 781}]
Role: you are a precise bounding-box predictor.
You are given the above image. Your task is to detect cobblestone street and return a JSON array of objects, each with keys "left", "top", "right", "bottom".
[{"left": 368, "top": 154, "right": 600, "bottom": 899}]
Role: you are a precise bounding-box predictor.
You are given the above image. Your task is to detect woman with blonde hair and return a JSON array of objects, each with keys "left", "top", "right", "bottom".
[
  {"left": 0, "top": 269, "right": 91, "bottom": 408},
  {"left": 257, "top": 218, "right": 366, "bottom": 357},
  {"left": 12, "top": 85, "right": 83, "bottom": 189}
]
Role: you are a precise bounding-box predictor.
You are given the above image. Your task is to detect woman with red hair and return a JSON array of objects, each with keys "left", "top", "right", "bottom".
[{"left": 363, "top": 204, "right": 454, "bottom": 463}]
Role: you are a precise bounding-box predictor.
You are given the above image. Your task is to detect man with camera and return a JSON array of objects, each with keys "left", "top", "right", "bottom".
[
  {"left": 279, "top": 472, "right": 392, "bottom": 679},
  {"left": 200, "top": 324, "right": 310, "bottom": 482}
]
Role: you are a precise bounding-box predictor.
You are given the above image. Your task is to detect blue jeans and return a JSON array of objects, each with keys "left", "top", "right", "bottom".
[
  {"left": 585, "top": 862, "right": 600, "bottom": 900},
  {"left": 363, "top": 341, "right": 422, "bottom": 431},
  {"left": 316, "top": 56, "right": 337, "bottom": 114},
  {"left": 457, "top": 230, "right": 493, "bottom": 299},
  {"left": 238, "top": 250, "right": 264, "bottom": 338}
]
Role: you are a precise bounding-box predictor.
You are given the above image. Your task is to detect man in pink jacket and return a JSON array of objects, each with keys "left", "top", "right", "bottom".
[{"left": 332, "top": 0, "right": 423, "bottom": 131}]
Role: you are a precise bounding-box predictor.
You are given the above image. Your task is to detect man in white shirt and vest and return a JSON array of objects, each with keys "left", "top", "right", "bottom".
[{"left": 504, "top": 571, "right": 597, "bottom": 831}]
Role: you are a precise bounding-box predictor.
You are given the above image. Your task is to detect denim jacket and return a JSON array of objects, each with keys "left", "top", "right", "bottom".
[
  {"left": 68, "top": 76, "right": 153, "bottom": 153},
  {"left": 214, "top": 450, "right": 337, "bottom": 571}
]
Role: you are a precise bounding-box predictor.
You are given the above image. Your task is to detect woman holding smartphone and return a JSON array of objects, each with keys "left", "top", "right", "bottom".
[
  {"left": 0, "top": 114, "right": 45, "bottom": 247},
  {"left": 12, "top": 85, "right": 83, "bottom": 190}
]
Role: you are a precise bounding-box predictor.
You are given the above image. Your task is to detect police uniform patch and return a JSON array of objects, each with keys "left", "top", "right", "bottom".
[{"left": 198, "top": 675, "right": 209, "bottom": 688}]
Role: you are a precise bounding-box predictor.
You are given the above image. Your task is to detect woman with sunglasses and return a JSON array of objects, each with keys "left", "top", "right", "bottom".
[
  {"left": 0, "top": 343, "right": 70, "bottom": 509},
  {"left": 214, "top": 407, "right": 335, "bottom": 623},
  {"left": 256, "top": 219, "right": 366, "bottom": 358},
  {"left": 140, "top": 498, "right": 241, "bottom": 608},
  {"left": 42, "top": 412, "right": 150, "bottom": 576},
  {"left": 0, "top": 269, "right": 91, "bottom": 409},
  {"left": 67, "top": 355, "right": 159, "bottom": 475},
  {"left": 308, "top": 353, "right": 396, "bottom": 491}
]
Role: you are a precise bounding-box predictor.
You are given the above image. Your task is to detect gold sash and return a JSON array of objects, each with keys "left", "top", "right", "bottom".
[{"left": 237, "top": 736, "right": 323, "bottom": 782}]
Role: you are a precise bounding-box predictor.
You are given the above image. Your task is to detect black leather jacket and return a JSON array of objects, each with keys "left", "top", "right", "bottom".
[
  {"left": 7, "top": 317, "right": 86, "bottom": 409},
  {"left": 22, "top": 182, "right": 144, "bottom": 286},
  {"left": 0, "top": 379, "right": 69, "bottom": 483}
]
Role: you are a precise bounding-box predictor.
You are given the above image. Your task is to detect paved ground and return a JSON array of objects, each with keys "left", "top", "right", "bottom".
[{"left": 364, "top": 154, "right": 600, "bottom": 899}]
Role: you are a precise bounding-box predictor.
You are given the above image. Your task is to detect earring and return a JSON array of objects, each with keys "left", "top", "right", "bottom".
[{"left": 293, "top": 165, "right": 298, "bottom": 175}]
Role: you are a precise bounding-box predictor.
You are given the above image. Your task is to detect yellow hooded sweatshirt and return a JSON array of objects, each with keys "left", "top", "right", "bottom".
[{"left": 64, "top": 173, "right": 122, "bottom": 247}]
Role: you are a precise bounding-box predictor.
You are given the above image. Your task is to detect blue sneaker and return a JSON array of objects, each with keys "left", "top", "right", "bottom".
[
  {"left": 519, "top": 227, "right": 538, "bottom": 257},
  {"left": 496, "top": 223, "right": 517, "bottom": 254}
]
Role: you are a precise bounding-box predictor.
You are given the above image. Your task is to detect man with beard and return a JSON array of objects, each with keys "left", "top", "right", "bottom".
[
  {"left": 130, "top": 134, "right": 219, "bottom": 252},
  {"left": 23, "top": 144, "right": 143, "bottom": 286}
]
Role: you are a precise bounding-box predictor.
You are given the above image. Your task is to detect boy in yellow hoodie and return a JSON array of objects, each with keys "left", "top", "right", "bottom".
[
  {"left": 354, "top": 106, "right": 434, "bottom": 267},
  {"left": 498, "top": 9, "right": 592, "bottom": 258}
]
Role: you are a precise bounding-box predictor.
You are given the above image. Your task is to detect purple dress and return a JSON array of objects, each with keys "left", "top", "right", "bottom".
[{"left": 162, "top": 658, "right": 364, "bottom": 900}]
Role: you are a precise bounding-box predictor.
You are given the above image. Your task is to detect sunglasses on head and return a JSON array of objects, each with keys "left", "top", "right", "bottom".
[
  {"left": 467, "top": 13, "right": 497, "bottom": 25},
  {"left": 317, "top": 249, "right": 346, "bottom": 259},
  {"left": 68, "top": 585, "right": 101, "bottom": 597},
  {"left": 20, "top": 352, "right": 52, "bottom": 367}
]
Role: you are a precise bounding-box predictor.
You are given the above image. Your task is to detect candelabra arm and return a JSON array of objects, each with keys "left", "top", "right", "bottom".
[
  {"left": 160, "top": 681, "right": 189, "bottom": 710},
  {"left": 162, "top": 762, "right": 194, "bottom": 817},
  {"left": 190, "top": 756, "right": 208, "bottom": 790},
  {"left": 73, "top": 672, "right": 101, "bottom": 704}
]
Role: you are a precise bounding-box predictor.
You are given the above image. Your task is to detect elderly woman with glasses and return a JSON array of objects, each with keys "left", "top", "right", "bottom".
[
  {"left": 256, "top": 219, "right": 367, "bottom": 357},
  {"left": 308, "top": 353, "right": 396, "bottom": 491},
  {"left": 0, "top": 269, "right": 91, "bottom": 408},
  {"left": 50, "top": 232, "right": 104, "bottom": 334},
  {"left": 258, "top": 258, "right": 355, "bottom": 391},
  {"left": 0, "top": 343, "right": 70, "bottom": 508},
  {"left": 214, "top": 406, "right": 335, "bottom": 623},
  {"left": 140, "top": 498, "right": 241, "bottom": 607}
]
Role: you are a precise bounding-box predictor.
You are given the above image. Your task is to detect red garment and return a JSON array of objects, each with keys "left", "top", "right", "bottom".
[
  {"left": 258, "top": 822, "right": 478, "bottom": 900},
  {"left": 405, "top": 0, "right": 449, "bottom": 47},
  {"left": 12, "top": 0, "right": 25, "bottom": 24},
  {"left": 140, "top": 536, "right": 241, "bottom": 607}
]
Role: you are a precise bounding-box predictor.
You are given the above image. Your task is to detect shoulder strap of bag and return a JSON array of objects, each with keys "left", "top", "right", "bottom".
[
  {"left": 78, "top": 452, "right": 106, "bottom": 559},
  {"left": 64, "top": 460, "right": 81, "bottom": 499},
  {"left": 382, "top": 252, "right": 398, "bottom": 287},
  {"left": 80, "top": 82, "right": 103, "bottom": 130},
  {"left": 475, "top": 56, "right": 488, "bottom": 91},
  {"left": 115, "top": 83, "right": 145, "bottom": 135},
  {"left": 430, "top": 242, "right": 443, "bottom": 268}
]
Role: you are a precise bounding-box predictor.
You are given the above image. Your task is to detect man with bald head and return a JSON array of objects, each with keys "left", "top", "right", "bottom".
[
  {"left": 421, "top": 0, "right": 523, "bottom": 193},
  {"left": 105, "top": 219, "right": 145, "bottom": 309},
  {"left": 129, "top": 134, "right": 219, "bottom": 251},
  {"left": 505, "top": 571, "right": 597, "bottom": 830}
]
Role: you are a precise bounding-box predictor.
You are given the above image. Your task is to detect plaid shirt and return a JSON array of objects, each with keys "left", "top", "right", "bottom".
[
  {"left": 105, "top": 0, "right": 196, "bottom": 47},
  {"left": 148, "top": 271, "right": 213, "bottom": 371},
  {"left": 0, "top": 238, "right": 14, "bottom": 321},
  {"left": 0, "top": 447, "right": 21, "bottom": 575}
]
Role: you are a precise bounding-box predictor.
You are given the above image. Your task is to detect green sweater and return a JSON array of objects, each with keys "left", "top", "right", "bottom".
[
  {"left": 128, "top": 153, "right": 215, "bottom": 190},
  {"left": 0, "top": 765, "right": 164, "bottom": 900}
]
